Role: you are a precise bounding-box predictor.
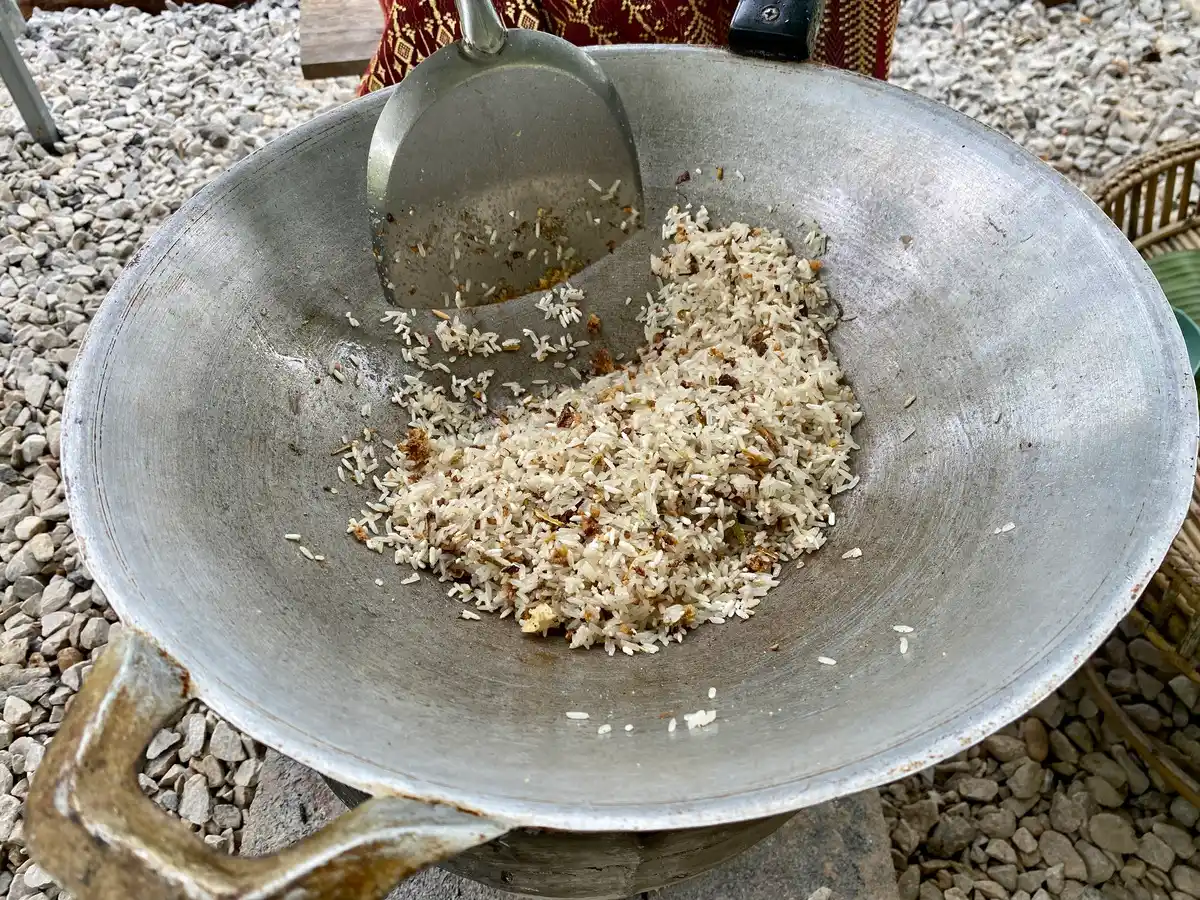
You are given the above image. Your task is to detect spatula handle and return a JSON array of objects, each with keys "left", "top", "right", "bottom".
[
  {"left": 456, "top": 0, "right": 507, "bottom": 57},
  {"left": 728, "top": 0, "right": 825, "bottom": 61}
]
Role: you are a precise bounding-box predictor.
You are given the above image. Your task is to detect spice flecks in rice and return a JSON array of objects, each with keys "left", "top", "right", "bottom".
[{"left": 343, "top": 208, "right": 861, "bottom": 655}]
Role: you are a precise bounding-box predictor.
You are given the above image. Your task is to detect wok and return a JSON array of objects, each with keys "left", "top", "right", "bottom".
[{"left": 27, "top": 45, "right": 1197, "bottom": 900}]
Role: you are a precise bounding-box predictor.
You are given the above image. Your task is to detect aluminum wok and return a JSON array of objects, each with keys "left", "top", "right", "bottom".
[{"left": 27, "top": 43, "right": 1197, "bottom": 900}]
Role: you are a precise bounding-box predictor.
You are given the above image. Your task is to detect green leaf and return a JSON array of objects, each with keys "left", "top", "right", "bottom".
[
  {"left": 1149, "top": 252, "right": 1200, "bottom": 376},
  {"left": 1149, "top": 251, "right": 1200, "bottom": 324}
]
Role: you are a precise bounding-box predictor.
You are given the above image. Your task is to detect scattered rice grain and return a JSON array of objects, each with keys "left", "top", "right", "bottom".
[{"left": 684, "top": 709, "right": 717, "bottom": 729}]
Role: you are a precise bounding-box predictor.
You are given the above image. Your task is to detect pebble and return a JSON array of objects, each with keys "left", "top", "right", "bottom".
[
  {"left": 0, "top": 796, "right": 20, "bottom": 842},
  {"left": 1051, "top": 792, "right": 1088, "bottom": 834},
  {"left": 978, "top": 807, "right": 1018, "bottom": 839},
  {"left": 1168, "top": 675, "right": 1199, "bottom": 711},
  {"left": 1040, "top": 830, "right": 1089, "bottom": 882},
  {"left": 986, "top": 838, "right": 1019, "bottom": 865},
  {"left": 212, "top": 804, "right": 241, "bottom": 830},
  {"left": 78, "top": 616, "right": 108, "bottom": 650},
  {"left": 38, "top": 577, "right": 72, "bottom": 614},
  {"left": 960, "top": 777, "right": 1001, "bottom": 802},
  {"left": 209, "top": 721, "right": 247, "bottom": 763},
  {"left": 1, "top": 698, "right": 30, "bottom": 727},
  {"left": 1081, "top": 753, "right": 1128, "bottom": 790},
  {"left": 1076, "top": 840, "right": 1115, "bottom": 885},
  {"left": 1013, "top": 827, "right": 1039, "bottom": 855},
  {"left": 1086, "top": 775, "right": 1125, "bottom": 808},
  {"left": 1, "top": 10, "right": 345, "bottom": 868},
  {"left": 1124, "top": 703, "right": 1163, "bottom": 732},
  {"left": 177, "top": 713, "right": 208, "bottom": 762},
  {"left": 1088, "top": 813, "right": 1139, "bottom": 855},
  {"left": 1023, "top": 718, "right": 1050, "bottom": 762},
  {"left": 146, "top": 729, "right": 182, "bottom": 760},
  {"left": 1172, "top": 798, "right": 1200, "bottom": 829},
  {"left": 11, "top": 519, "right": 43, "bottom": 544},
  {"left": 930, "top": 816, "right": 978, "bottom": 857},
  {"left": 178, "top": 774, "right": 211, "bottom": 825},
  {"left": 1050, "top": 728, "right": 1081, "bottom": 764},
  {"left": 1172, "top": 866, "right": 1200, "bottom": 898},
  {"left": 985, "top": 735, "right": 1029, "bottom": 763},
  {"left": 21, "top": 866, "right": 51, "bottom": 891},
  {"left": 25, "top": 533, "right": 53, "bottom": 565},
  {"left": 895, "top": 0, "right": 1200, "bottom": 187},
  {"left": 1152, "top": 823, "right": 1195, "bottom": 861},
  {"left": 1009, "top": 761, "right": 1045, "bottom": 799},
  {"left": 1137, "top": 833, "right": 1177, "bottom": 872}
]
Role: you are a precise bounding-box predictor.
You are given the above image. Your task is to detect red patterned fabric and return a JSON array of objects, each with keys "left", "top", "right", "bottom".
[
  {"left": 813, "top": 0, "right": 902, "bottom": 81},
  {"left": 359, "top": 0, "right": 901, "bottom": 95}
]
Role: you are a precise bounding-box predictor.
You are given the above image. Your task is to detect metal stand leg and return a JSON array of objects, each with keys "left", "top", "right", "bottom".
[{"left": 0, "top": 2, "right": 61, "bottom": 149}]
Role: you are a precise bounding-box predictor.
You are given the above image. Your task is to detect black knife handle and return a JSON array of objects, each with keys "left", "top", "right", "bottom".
[{"left": 728, "top": 0, "right": 825, "bottom": 62}]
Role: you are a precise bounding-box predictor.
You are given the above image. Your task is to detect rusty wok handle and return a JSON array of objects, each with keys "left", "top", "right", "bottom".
[{"left": 26, "top": 628, "right": 509, "bottom": 900}]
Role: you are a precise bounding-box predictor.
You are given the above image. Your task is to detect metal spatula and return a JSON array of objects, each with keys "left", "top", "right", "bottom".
[{"left": 366, "top": 0, "right": 644, "bottom": 312}]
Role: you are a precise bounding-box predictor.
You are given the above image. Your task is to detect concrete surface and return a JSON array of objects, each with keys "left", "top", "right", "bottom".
[{"left": 242, "top": 751, "right": 899, "bottom": 900}]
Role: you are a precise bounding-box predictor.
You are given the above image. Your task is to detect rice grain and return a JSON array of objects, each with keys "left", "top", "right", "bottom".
[{"left": 342, "top": 208, "right": 861, "bottom": 655}]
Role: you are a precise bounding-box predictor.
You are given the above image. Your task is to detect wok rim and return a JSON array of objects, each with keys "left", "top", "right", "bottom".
[{"left": 62, "top": 46, "right": 1199, "bottom": 833}]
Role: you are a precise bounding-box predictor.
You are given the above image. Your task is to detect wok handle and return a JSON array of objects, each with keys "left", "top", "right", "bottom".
[
  {"left": 27, "top": 628, "right": 508, "bottom": 900},
  {"left": 455, "top": 0, "right": 507, "bottom": 57},
  {"left": 728, "top": 0, "right": 825, "bottom": 61}
]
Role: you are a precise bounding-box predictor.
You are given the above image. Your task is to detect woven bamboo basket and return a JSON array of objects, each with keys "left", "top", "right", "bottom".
[{"left": 1085, "top": 139, "right": 1200, "bottom": 805}]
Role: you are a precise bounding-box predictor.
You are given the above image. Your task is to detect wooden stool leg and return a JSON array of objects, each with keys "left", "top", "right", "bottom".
[{"left": 0, "top": 4, "right": 61, "bottom": 148}]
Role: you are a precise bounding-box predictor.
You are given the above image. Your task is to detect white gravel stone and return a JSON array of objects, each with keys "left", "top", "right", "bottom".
[
  {"left": 894, "top": 0, "right": 1200, "bottom": 188},
  {"left": 0, "top": 0, "right": 347, "bottom": 865},
  {"left": 209, "top": 721, "right": 247, "bottom": 763},
  {"left": 177, "top": 713, "right": 208, "bottom": 762},
  {"left": 179, "top": 774, "right": 211, "bottom": 825},
  {"left": 11, "top": 518, "right": 44, "bottom": 543},
  {"left": 21, "top": 866, "right": 52, "bottom": 890},
  {"left": 1173, "top": 865, "right": 1200, "bottom": 897},
  {"left": 38, "top": 576, "right": 72, "bottom": 614},
  {"left": 38, "top": 610, "right": 70, "bottom": 638},
  {"left": 0, "top": 796, "right": 21, "bottom": 842},
  {"left": 78, "top": 616, "right": 109, "bottom": 650},
  {"left": 146, "top": 728, "right": 182, "bottom": 760},
  {"left": 2, "top": 698, "right": 30, "bottom": 727}
]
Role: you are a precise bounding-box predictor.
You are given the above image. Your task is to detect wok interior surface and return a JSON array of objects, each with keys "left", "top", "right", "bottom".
[{"left": 64, "top": 49, "right": 1196, "bottom": 832}]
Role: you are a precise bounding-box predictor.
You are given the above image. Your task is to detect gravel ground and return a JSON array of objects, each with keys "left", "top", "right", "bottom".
[{"left": 1, "top": 1, "right": 1199, "bottom": 898}]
